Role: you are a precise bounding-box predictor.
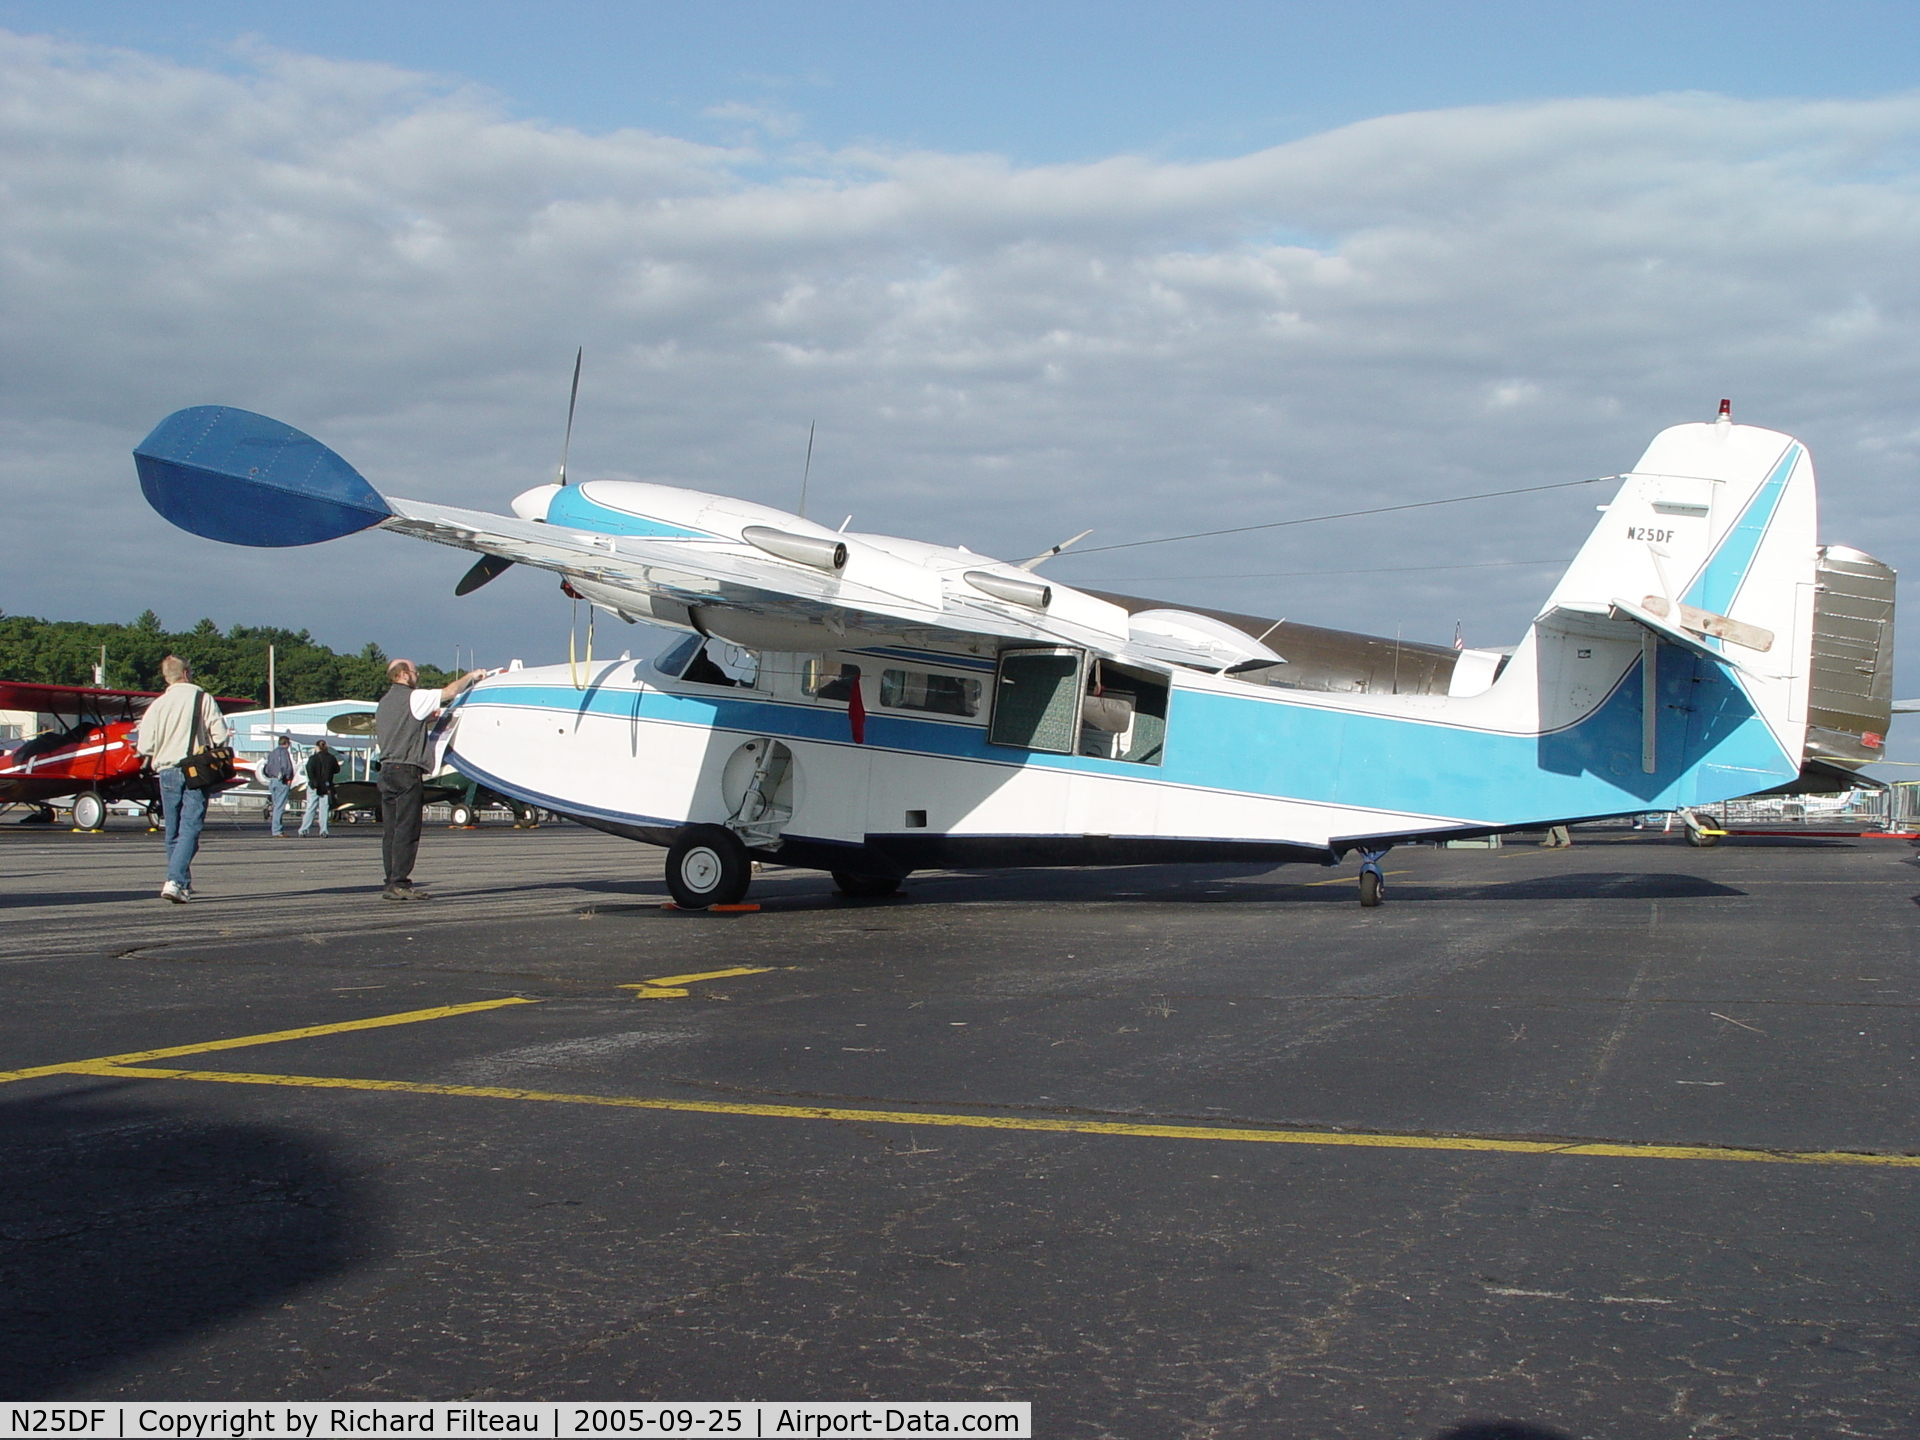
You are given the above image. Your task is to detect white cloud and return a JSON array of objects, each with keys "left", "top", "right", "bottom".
[{"left": 1, "top": 30, "right": 1917, "bottom": 761}]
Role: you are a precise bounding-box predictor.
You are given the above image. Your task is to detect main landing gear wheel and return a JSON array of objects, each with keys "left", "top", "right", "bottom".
[
  {"left": 1358, "top": 869, "right": 1382, "bottom": 907},
  {"left": 666, "top": 824, "right": 752, "bottom": 909},
  {"left": 1685, "top": 826, "right": 1721, "bottom": 848},
  {"left": 449, "top": 802, "right": 476, "bottom": 828},
  {"left": 832, "top": 870, "right": 903, "bottom": 899},
  {"left": 70, "top": 792, "right": 107, "bottom": 831}
]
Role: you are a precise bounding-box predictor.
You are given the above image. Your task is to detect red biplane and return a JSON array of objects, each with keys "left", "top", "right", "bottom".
[{"left": 0, "top": 681, "right": 254, "bottom": 829}]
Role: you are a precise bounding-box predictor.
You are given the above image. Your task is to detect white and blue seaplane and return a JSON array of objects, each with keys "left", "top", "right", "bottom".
[{"left": 133, "top": 402, "right": 1895, "bottom": 907}]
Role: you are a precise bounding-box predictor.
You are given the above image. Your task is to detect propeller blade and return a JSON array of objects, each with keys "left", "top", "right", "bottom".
[
  {"left": 798, "top": 421, "right": 814, "bottom": 518},
  {"left": 455, "top": 553, "right": 516, "bottom": 596},
  {"left": 557, "top": 346, "right": 582, "bottom": 486}
]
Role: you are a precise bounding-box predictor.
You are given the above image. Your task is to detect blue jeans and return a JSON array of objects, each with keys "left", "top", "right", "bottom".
[
  {"left": 299, "top": 787, "right": 330, "bottom": 836},
  {"left": 158, "top": 765, "right": 207, "bottom": 890},
  {"left": 267, "top": 777, "right": 291, "bottom": 834}
]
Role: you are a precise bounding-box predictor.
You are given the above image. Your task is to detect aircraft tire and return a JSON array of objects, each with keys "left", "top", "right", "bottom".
[
  {"left": 1685, "top": 827, "right": 1721, "bottom": 848},
  {"left": 832, "top": 870, "right": 902, "bottom": 899},
  {"left": 1358, "top": 870, "right": 1382, "bottom": 907},
  {"left": 666, "top": 824, "right": 751, "bottom": 909},
  {"left": 450, "top": 803, "right": 475, "bottom": 828},
  {"left": 71, "top": 791, "right": 107, "bottom": 831}
]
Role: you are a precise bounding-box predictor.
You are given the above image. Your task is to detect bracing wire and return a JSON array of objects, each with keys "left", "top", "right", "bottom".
[
  {"left": 1095, "top": 557, "right": 1571, "bottom": 584},
  {"left": 1063, "top": 474, "right": 1621, "bottom": 558}
]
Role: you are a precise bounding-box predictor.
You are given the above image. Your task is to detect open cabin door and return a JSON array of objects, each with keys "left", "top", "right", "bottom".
[
  {"left": 989, "top": 648, "right": 1086, "bottom": 754},
  {"left": 988, "top": 647, "right": 1171, "bottom": 842}
]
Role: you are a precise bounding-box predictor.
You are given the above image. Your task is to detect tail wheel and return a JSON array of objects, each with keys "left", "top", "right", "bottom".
[
  {"left": 832, "top": 870, "right": 903, "bottom": 899},
  {"left": 1358, "top": 870, "right": 1382, "bottom": 907},
  {"left": 71, "top": 792, "right": 107, "bottom": 831},
  {"left": 666, "top": 825, "right": 752, "bottom": 909}
]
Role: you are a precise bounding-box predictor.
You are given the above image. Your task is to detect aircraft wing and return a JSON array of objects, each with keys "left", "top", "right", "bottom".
[
  {"left": 0, "top": 681, "right": 161, "bottom": 714},
  {"left": 0, "top": 681, "right": 256, "bottom": 716},
  {"left": 379, "top": 498, "right": 1144, "bottom": 657},
  {"left": 133, "top": 405, "right": 1269, "bottom": 672}
]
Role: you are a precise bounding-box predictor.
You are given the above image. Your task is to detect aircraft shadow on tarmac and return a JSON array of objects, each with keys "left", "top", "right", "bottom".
[
  {"left": 0, "top": 890, "right": 178, "bottom": 909},
  {"left": 0, "top": 1086, "right": 373, "bottom": 1397},
  {"left": 570, "top": 866, "right": 1745, "bottom": 912},
  {"left": 1389, "top": 871, "right": 1747, "bottom": 902},
  {"left": 1432, "top": 1423, "right": 1572, "bottom": 1440}
]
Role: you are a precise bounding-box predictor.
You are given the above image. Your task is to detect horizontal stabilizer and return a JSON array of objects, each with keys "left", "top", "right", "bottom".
[
  {"left": 1606, "top": 597, "right": 1774, "bottom": 676},
  {"left": 134, "top": 406, "right": 391, "bottom": 547}
]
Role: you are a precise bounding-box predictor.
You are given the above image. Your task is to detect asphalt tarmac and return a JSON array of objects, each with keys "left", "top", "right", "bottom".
[{"left": 2, "top": 814, "right": 1917, "bottom": 1438}]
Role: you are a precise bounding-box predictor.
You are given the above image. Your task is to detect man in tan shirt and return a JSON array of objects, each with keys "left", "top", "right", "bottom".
[{"left": 134, "top": 655, "right": 231, "bottom": 902}]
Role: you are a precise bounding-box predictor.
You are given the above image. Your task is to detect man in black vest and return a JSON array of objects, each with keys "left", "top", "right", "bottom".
[{"left": 374, "top": 657, "right": 486, "bottom": 900}]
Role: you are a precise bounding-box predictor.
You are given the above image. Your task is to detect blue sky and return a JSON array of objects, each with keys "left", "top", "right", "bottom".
[
  {"left": 0, "top": 4, "right": 1914, "bottom": 774},
  {"left": 7, "top": 1, "right": 1919, "bottom": 161}
]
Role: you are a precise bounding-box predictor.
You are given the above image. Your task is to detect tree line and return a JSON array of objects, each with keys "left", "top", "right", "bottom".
[{"left": 0, "top": 611, "right": 454, "bottom": 705}]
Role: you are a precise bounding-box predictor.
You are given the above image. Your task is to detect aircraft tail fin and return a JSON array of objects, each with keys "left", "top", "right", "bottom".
[
  {"left": 1543, "top": 417, "right": 1814, "bottom": 662},
  {"left": 134, "top": 407, "right": 391, "bottom": 547},
  {"left": 1523, "top": 416, "right": 1819, "bottom": 798}
]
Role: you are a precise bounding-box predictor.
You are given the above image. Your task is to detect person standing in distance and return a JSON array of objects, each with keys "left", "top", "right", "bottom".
[
  {"left": 134, "top": 654, "right": 231, "bottom": 903},
  {"left": 262, "top": 734, "right": 295, "bottom": 836},
  {"left": 299, "top": 737, "right": 340, "bottom": 837},
  {"left": 374, "top": 658, "right": 486, "bottom": 900}
]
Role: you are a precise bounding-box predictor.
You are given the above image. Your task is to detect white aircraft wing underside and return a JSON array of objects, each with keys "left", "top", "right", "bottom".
[{"left": 380, "top": 498, "right": 1161, "bottom": 660}]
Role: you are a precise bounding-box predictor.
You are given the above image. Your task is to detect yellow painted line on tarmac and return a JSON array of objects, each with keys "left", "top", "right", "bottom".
[
  {"left": 56, "top": 1061, "right": 1920, "bottom": 1168},
  {"left": 0, "top": 997, "right": 535, "bottom": 1084},
  {"left": 1302, "top": 871, "right": 1410, "bottom": 887},
  {"left": 617, "top": 966, "right": 776, "bottom": 999}
]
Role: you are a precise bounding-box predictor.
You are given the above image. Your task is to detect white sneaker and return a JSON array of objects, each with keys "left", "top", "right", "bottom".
[{"left": 160, "top": 881, "right": 186, "bottom": 904}]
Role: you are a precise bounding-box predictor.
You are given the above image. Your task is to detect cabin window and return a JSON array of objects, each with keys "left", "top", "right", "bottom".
[
  {"left": 805, "top": 660, "right": 861, "bottom": 701},
  {"left": 654, "top": 634, "right": 703, "bottom": 677},
  {"left": 988, "top": 648, "right": 1084, "bottom": 753},
  {"left": 673, "top": 637, "right": 759, "bottom": 688},
  {"left": 1077, "top": 659, "right": 1169, "bottom": 766},
  {"left": 879, "top": 668, "right": 982, "bottom": 718}
]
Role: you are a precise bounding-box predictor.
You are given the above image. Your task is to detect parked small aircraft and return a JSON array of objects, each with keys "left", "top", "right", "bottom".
[
  {"left": 133, "top": 402, "right": 1895, "bottom": 905},
  {"left": 0, "top": 680, "right": 253, "bottom": 827}
]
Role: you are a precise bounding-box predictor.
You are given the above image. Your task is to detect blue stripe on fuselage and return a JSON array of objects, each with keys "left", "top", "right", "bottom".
[{"left": 458, "top": 646, "right": 1795, "bottom": 827}]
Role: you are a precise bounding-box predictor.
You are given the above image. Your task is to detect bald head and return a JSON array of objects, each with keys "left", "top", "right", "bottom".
[{"left": 387, "top": 658, "right": 417, "bottom": 685}]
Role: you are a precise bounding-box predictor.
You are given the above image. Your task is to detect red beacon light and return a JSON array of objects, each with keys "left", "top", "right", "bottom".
[{"left": 1717, "top": 398, "right": 1732, "bottom": 422}]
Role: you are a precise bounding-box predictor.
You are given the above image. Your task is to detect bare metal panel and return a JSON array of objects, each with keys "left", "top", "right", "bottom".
[
  {"left": 1806, "top": 545, "right": 1895, "bottom": 769},
  {"left": 1088, "top": 590, "right": 1462, "bottom": 695}
]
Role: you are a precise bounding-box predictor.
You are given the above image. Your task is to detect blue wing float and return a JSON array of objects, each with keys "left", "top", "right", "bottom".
[
  {"left": 133, "top": 402, "right": 1895, "bottom": 907},
  {"left": 134, "top": 406, "right": 391, "bottom": 546}
]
